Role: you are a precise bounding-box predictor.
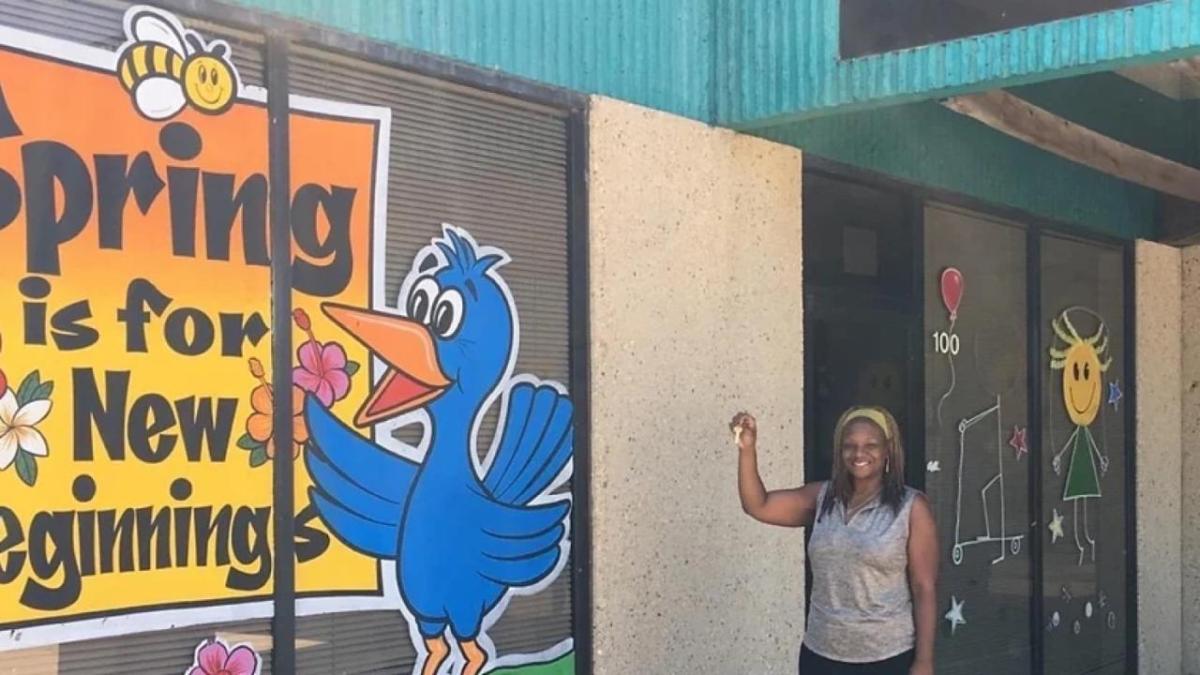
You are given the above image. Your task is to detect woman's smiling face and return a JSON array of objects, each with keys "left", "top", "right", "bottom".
[{"left": 841, "top": 419, "right": 889, "bottom": 482}]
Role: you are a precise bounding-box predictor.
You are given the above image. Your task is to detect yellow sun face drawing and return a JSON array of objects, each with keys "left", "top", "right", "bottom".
[
  {"left": 183, "top": 55, "right": 235, "bottom": 113},
  {"left": 1050, "top": 310, "right": 1111, "bottom": 427},
  {"left": 1061, "top": 343, "right": 1102, "bottom": 425}
]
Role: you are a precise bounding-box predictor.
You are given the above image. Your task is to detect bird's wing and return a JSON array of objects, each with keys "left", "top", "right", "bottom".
[
  {"left": 474, "top": 496, "right": 570, "bottom": 588},
  {"left": 483, "top": 382, "right": 573, "bottom": 505},
  {"left": 303, "top": 395, "right": 417, "bottom": 559}
]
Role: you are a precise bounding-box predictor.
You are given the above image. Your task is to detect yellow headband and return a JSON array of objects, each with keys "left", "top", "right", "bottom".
[{"left": 844, "top": 408, "right": 892, "bottom": 440}]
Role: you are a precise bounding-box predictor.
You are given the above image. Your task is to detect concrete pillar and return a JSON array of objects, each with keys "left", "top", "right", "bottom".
[
  {"left": 1135, "top": 241, "right": 1183, "bottom": 674},
  {"left": 587, "top": 96, "right": 805, "bottom": 674},
  {"left": 1181, "top": 245, "right": 1200, "bottom": 674}
]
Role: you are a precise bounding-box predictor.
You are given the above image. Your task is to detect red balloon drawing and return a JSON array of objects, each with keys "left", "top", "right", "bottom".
[{"left": 941, "top": 267, "right": 964, "bottom": 321}]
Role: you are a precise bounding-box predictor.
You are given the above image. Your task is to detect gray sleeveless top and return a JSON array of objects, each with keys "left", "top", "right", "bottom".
[{"left": 804, "top": 482, "right": 918, "bottom": 663}]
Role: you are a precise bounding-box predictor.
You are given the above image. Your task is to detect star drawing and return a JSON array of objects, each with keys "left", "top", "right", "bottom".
[
  {"left": 1049, "top": 508, "right": 1065, "bottom": 544},
  {"left": 1108, "top": 381, "right": 1122, "bottom": 411},
  {"left": 945, "top": 596, "right": 966, "bottom": 635},
  {"left": 1008, "top": 425, "right": 1028, "bottom": 460}
]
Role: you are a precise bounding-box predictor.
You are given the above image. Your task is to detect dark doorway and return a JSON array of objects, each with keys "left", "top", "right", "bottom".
[{"left": 802, "top": 170, "right": 924, "bottom": 489}]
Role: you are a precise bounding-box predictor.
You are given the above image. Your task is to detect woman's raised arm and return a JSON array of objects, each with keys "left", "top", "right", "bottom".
[{"left": 733, "top": 412, "right": 822, "bottom": 528}]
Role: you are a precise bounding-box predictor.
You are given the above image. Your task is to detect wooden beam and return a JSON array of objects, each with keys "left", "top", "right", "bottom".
[
  {"left": 1118, "top": 57, "right": 1200, "bottom": 100},
  {"left": 1117, "top": 63, "right": 1185, "bottom": 99},
  {"left": 942, "top": 90, "right": 1200, "bottom": 203},
  {"left": 1166, "top": 57, "right": 1200, "bottom": 98}
]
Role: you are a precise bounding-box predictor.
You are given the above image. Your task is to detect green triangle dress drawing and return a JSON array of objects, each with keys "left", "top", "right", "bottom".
[{"left": 1049, "top": 308, "right": 1111, "bottom": 566}]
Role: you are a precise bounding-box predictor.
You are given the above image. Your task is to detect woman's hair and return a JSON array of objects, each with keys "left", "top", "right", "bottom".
[{"left": 818, "top": 406, "right": 906, "bottom": 521}]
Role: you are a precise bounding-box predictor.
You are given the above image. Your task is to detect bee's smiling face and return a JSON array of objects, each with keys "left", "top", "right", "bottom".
[
  {"left": 183, "top": 56, "right": 234, "bottom": 112},
  {"left": 1062, "top": 343, "right": 1102, "bottom": 425}
]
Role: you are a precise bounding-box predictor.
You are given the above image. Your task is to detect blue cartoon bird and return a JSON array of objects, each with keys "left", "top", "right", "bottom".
[{"left": 303, "top": 227, "right": 574, "bottom": 675}]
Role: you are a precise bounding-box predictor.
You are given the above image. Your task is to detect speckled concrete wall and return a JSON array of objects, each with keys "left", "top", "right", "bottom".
[
  {"left": 587, "top": 96, "right": 805, "bottom": 675},
  {"left": 1135, "top": 241, "right": 1183, "bottom": 675},
  {"left": 1181, "top": 245, "right": 1200, "bottom": 675}
]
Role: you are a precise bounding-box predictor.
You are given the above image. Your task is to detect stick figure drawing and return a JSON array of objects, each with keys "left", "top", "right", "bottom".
[{"left": 1048, "top": 307, "right": 1112, "bottom": 565}]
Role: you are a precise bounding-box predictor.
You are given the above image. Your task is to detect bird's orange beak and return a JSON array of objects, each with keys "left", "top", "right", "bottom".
[{"left": 321, "top": 303, "right": 451, "bottom": 427}]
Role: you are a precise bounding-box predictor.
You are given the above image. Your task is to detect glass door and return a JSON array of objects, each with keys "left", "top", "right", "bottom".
[
  {"left": 1039, "top": 235, "right": 1129, "bottom": 674},
  {"left": 923, "top": 207, "right": 1133, "bottom": 675},
  {"left": 924, "top": 206, "right": 1032, "bottom": 674}
]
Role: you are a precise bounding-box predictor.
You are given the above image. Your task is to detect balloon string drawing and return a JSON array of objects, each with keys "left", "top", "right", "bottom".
[
  {"left": 950, "top": 396, "right": 1024, "bottom": 566},
  {"left": 936, "top": 267, "right": 964, "bottom": 426}
]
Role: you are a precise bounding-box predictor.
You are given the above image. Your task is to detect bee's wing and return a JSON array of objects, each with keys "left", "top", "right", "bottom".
[
  {"left": 134, "top": 79, "right": 186, "bottom": 120},
  {"left": 128, "top": 8, "right": 187, "bottom": 55}
]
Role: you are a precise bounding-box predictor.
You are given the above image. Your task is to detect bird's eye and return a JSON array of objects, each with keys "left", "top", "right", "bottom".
[
  {"left": 212, "top": 69, "right": 220, "bottom": 85},
  {"left": 406, "top": 278, "right": 439, "bottom": 324},
  {"left": 1084, "top": 363, "right": 1091, "bottom": 380},
  {"left": 1073, "top": 363, "right": 1080, "bottom": 381},
  {"left": 432, "top": 289, "right": 465, "bottom": 339},
  {"left": 200, "top": 65, "right": 208, "bottom": 84}
]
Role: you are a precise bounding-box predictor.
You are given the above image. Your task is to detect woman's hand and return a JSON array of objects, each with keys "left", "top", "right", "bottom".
[{"left": 729, "top": 411, "right": 757, "bottom": 452}]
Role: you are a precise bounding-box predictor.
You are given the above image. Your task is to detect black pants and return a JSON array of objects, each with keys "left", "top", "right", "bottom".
[{"left": 798, "top": 644, "right": 914, "bottom": 674}]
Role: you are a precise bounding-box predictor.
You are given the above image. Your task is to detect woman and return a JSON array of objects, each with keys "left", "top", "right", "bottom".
[{"left": 733, "top": 407, "right": 938, "bottom": 675}]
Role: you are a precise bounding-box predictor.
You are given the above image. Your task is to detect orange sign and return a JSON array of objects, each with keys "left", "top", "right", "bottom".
[{"left": 0, "top": 6, "right": 388, "bottom": 644}]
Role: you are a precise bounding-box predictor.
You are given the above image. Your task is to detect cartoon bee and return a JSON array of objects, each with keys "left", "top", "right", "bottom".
[{"left": 116, "top": 7, "right": 241, "bottom": 120}]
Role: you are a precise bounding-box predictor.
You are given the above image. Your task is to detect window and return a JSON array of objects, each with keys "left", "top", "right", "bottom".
[
  {"left": 1039, "top": 235, "right": 1129, "bottom": 674},
  {"left": 0, "top": 2, "right": 585, "bottom": 673},
  {"left": 924, "top": 206, "right": 1031, "bottom": 674}
]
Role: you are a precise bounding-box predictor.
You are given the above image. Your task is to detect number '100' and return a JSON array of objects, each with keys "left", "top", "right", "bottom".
[{"left": 931, "top": 331, "right": 960, "bottom": 356}]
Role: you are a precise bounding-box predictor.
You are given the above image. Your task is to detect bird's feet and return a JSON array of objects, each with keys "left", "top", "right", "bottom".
[
  {"left": 421, "top": 637, "right": 450, "bottom": 675},
  {"left": 460, "top": 640, "right": 488, "bottom": 675}
]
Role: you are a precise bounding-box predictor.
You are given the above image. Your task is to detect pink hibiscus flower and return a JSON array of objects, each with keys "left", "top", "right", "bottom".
[
  {"left": 293, "top": 340, "right": 351, "bottom": 407},
  {"left": 188, "top": 639, "right": 259, "bottom": 675},
  {"left": 291, "top": 308, "right": 352, "bottom": 408}
]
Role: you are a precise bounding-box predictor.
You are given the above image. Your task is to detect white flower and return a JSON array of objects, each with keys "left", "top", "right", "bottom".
[{"left": 0, "top": 389, "right": 50, "bottom": 470}]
